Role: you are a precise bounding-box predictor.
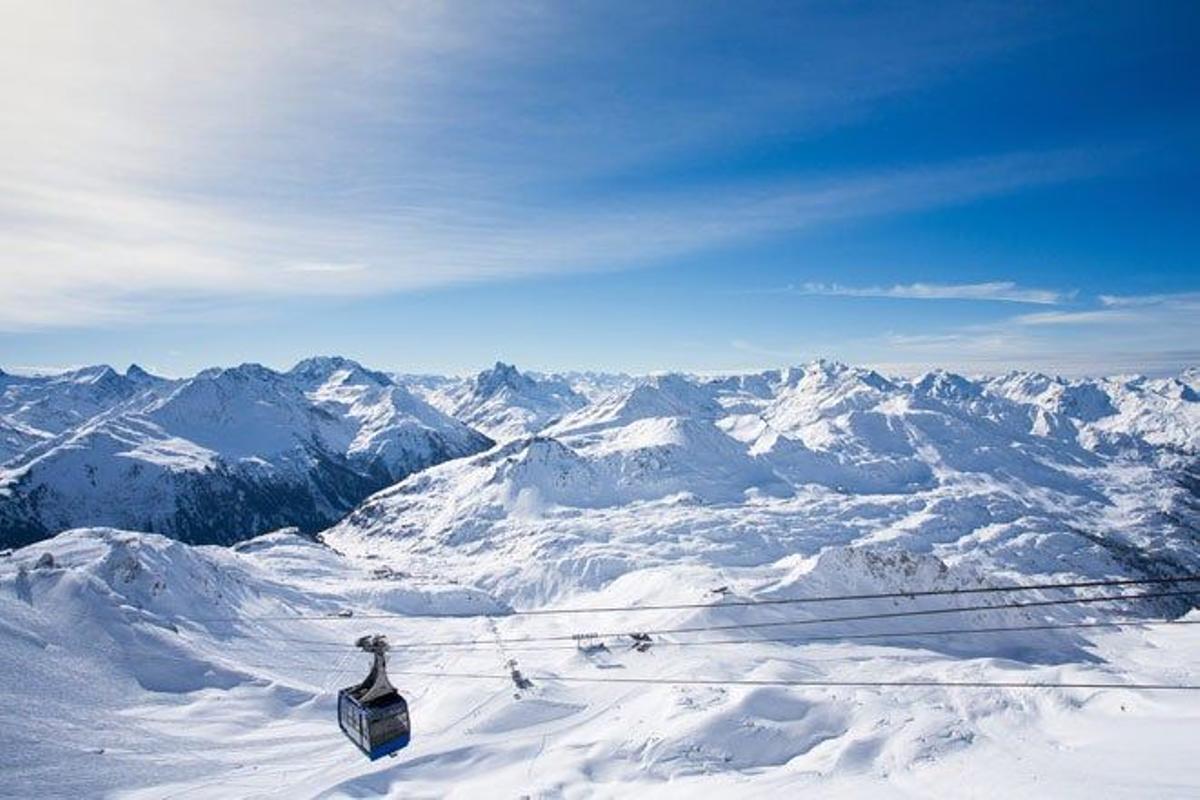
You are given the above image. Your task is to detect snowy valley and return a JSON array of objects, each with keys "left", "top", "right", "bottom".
[{"left": 2, "top": 358, "right": 1199, "bottom": 798}]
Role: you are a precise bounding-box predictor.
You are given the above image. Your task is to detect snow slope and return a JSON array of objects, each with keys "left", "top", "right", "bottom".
[
  {"left": 2, "top": 527, "right": 1198, "bottom": 798},
  {"left": 0, "top": 359, "right": 491, "bottom": 547},
  {"left": 0, "top": 365, "right": 171, "bottom": 464}
]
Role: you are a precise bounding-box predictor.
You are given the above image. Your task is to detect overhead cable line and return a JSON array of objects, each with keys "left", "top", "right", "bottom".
[
  {"left": 385, "top": 671, "right": 1200, "bottom": 691},
  {"left": 188, "top": 662, "right": 1200, "bottom": 692},
  {"left": 199, "top": 590, "right": 1197, "bottom": 653},
  {"left": 243, "top": 617, "right": 1200, "bottom": 655},
  {"left": 185, "top": 573, "right": 1200, "bottom": 624},
  {"left": 327, "top": 589, "right": 1199, "bottom": 648}
]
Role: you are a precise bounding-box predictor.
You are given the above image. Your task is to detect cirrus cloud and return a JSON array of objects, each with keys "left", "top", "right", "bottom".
[
  {"left": 0, "top": 1, "right": 1123, "bottom": 331},
  {"left": 788, "top": 280, "right": 1070, "bottom": 305}
]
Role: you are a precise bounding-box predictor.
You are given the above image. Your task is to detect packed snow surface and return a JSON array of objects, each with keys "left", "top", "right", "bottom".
[
  {"left": 2, "top": 358, "right": 1199, "bottom": 797},
  {"left": 3, "top": 528, "right": 1198, "bottom": 798}
]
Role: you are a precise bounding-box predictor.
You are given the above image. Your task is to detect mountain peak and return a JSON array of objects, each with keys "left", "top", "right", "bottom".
[
  {"left": 806, "top": 357, "right": 851, "bottom": 375},
  {"left": 288, "top": 356, "right": 390, "bottom": 387},
  {"left": 65, "top": 364, "right": 120, "bottom": 384},
  {"left": 439, "top": 363, "right": 587, "bottom": 441},
  {"left": 197, "top": 362, "right": 279, "bottom": 383},
  {"left": 124, "top": 363, "right": 160, "bottom": 383},
  {"left": 475, "top": 361, "right": 532, "bottom": 396},
  {"left": 915, "top": 370, "right": 982, "bottom": 401},
  {"left": 290, "top": 355, "right": 357, "bottom": 373},
  {"left": 779, "top": 359, "right": 893, "bottom": 393}
]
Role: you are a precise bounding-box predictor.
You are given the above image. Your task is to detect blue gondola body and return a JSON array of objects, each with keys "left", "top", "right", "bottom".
[
  {"left": 338, "top": 688, "right": 411, "bottom": 760},
  {"left": 338, "top": 635, "right": 411, "bottom": 760}
]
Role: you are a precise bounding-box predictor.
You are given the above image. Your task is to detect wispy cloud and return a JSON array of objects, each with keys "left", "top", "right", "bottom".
[
  {"left": 1011, "top": 309, "right": 1139, "bottom": 325},
  {"left": 1011, "top": 292, "right": 1200, "bottom": 325},
  {"left": 860, "top": 326, "right": 1200, "bottom": 377},
  {"left": 789, "top": 280, "right": 1070, "bottom": 305},
  {"left": 285, "top": 262, "right": 369, "bottom": 274},
  {"left": 0, "top": 142, "right": 1116, "bottom": 330},
  {"left": 0, "top": 2, "right": 1124, "bottom": 331},
  {"left": 857, "top": 292, "right": 1200, "bottom": 376},
  {"left": 1098, "top": 291, "right": 1200, "bottom": 308}
]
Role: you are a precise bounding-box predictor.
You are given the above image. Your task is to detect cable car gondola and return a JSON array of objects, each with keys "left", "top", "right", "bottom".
[{"left": 338, "top": 634, "right": 411, "bottom": 759}]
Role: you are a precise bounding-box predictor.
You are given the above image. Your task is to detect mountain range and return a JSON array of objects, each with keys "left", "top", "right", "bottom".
[
  {"left": 2, "top": 358, "right": 1197, "bottom": 573},
  {"left": 0, "top": 357, "right": 490, "bottom": 546},
  {"left": 325, "top": 361, "right": 1200, "bottom": 605},
  {"left": 3, "top": 356, "right": 1199, "bottom": 796}
]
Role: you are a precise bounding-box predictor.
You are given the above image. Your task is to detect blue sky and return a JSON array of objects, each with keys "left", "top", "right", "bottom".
[{"left": 1, "top": 1, "right": 1197, "bottom": 377}]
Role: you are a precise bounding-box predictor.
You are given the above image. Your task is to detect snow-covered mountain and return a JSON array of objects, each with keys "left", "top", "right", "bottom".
[
  {"left": 4, "top": 357, "right": 1198, "bottom": 571},
  {"left": 553, "top": 369, "right": 639, "bottom": 402},
  {"left": 0, "top": 364, "right": 171, "bottom": 464},
  {"left": 984, "top": 370, "right": 1200, "bottom": 453},
  {"left": 324, "top": 360, "right": 1200, "bottom": 605},
  {"left": 0, "top": 358, "right": 491, "bottom": 547},
  {"left": 415, "top": 362, "right": 589, "bottom": 441},
  {"left": 3, "top": 359, "right": 1200, "bottom": 797}
]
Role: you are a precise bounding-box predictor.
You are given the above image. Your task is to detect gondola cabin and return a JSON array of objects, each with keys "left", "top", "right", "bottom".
[{"left": 338, "top": 635, "right": 411, "bottom": 759}]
